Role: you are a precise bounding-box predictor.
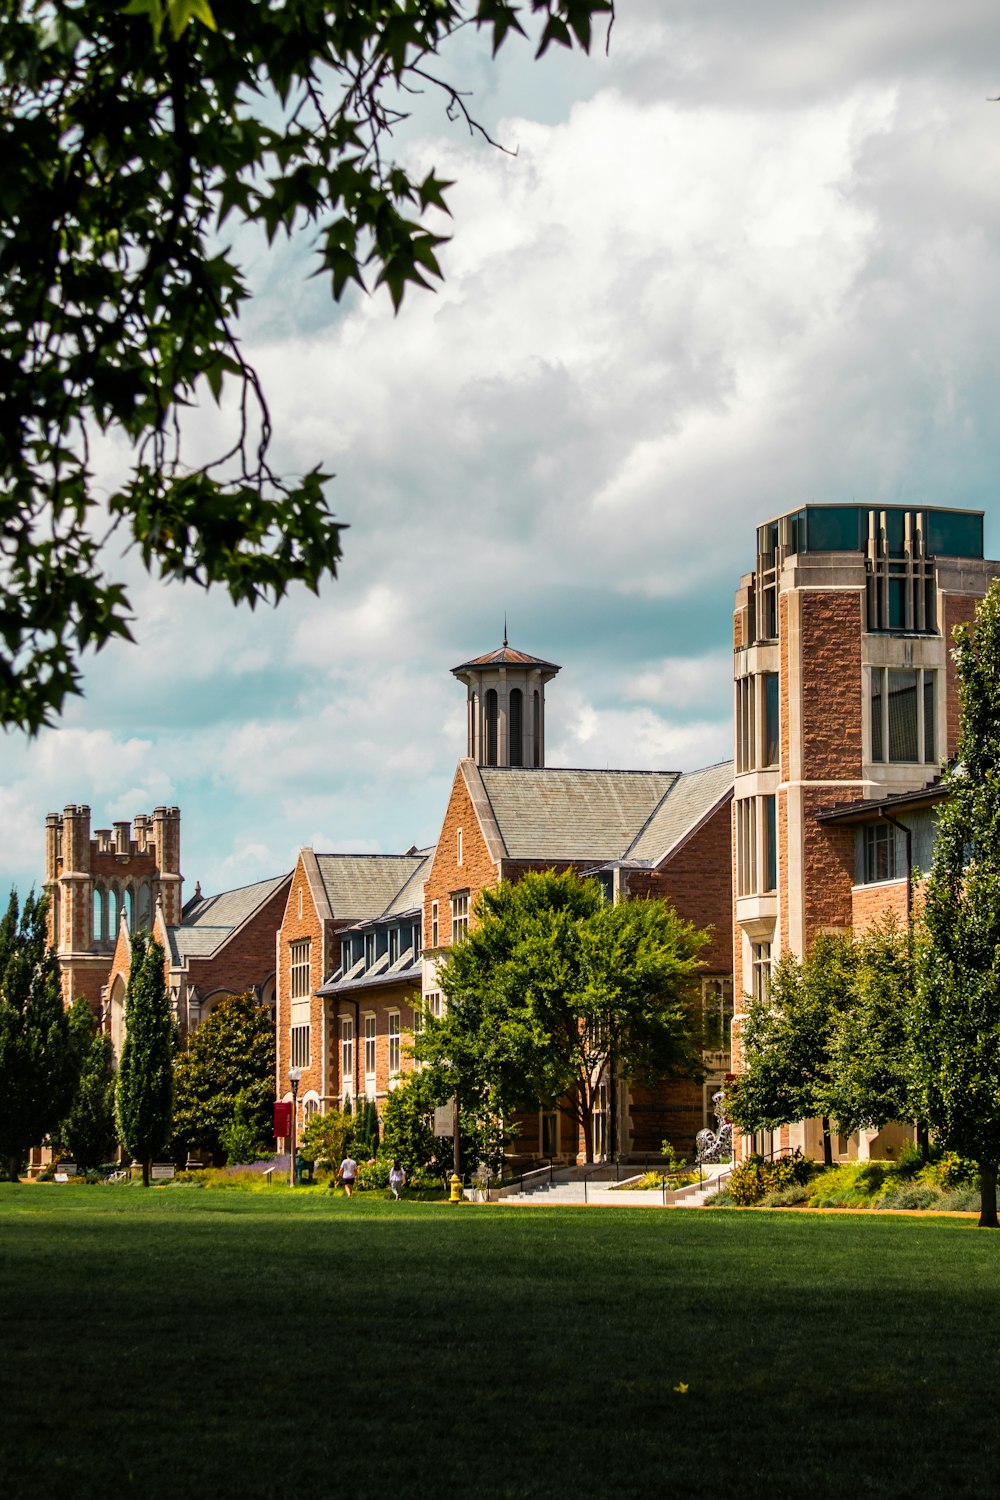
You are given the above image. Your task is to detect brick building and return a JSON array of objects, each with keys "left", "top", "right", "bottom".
[
  {"left": 274, "top": 848, "right": 430, "bottom": 1133},
  {"left": 420, "top": 642, "right": 735, "bottom": 1163},
  {"left": 732, "top": 502, "right": 1000, "bottom": 1160},
  {"left": 104, "top": 873, "right": 292, "bottom": 1053},
  {"left": 44, "top": 804, "right": 182, "bottom": 1009}
]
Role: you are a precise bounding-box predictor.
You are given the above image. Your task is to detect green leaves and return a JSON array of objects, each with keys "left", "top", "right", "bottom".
[{"left": 0, "top": 0, "right": 612, "bottom": 731}]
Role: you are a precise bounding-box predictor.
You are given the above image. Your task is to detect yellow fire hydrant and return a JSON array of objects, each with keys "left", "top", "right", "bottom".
[{"left": 449, "top": 1173, "right": 462, "bottom": 1203}]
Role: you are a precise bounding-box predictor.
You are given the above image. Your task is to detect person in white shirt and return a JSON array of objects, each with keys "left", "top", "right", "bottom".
[
  {"left": 388, "top": 1159, "right": 406, "bottom": 1201},
  {"left": 338, "top": 1153, "right": 358, "bottom": 1197}
]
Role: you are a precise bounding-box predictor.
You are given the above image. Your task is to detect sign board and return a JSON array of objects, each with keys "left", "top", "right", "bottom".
[
  {"left": 433, "top": 1104, "right": 455, "bottom": 1137},
  {"left": 151, "top": 1164, "right": 175, "bottom": 1181},
  {"left": 54, "top": 1172, "right": 69, "bottom": 1183},
  {"left": 274, "top": 1101, "right": 292, "bottom": 1139}
]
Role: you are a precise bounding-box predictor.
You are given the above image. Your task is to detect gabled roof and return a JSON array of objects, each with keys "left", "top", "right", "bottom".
[
  {"left": 379, "top": 848, "right": 434, "bottom": 918},
  {"left": 313, "top": 853, "right": 427, "bottom": 923},
  {"left": 625, "top": 761, "right": 734, "bottom": 864},
  {"left": 452, "top": 643, "right": 560, "bottom": 673},
  {"left": 476, "top": 767, "right": 681, "bottom": 863},
  {"left": 168, "top": 873, "right": 290, "bottom": 964}
]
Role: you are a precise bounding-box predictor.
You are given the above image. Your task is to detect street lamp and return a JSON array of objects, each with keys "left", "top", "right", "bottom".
[{"left": 289, "top": 1066, "right": 302, "bottom": 1188}]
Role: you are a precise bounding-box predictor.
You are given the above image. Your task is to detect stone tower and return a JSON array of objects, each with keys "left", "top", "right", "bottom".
[
  {"left": 452, "top": 637, "right": 560, "bottom": 769},
  {"left": 43, "top": 804, "right": 182, "bottom": 1009}
]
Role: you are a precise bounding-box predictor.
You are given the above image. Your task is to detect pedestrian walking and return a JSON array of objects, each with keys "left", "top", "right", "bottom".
[
  {"left": 389, "top": 1159, "right": 406, "bottom": 1201},
  {"left": 338, "top": 1151, "right": 358, "bottom": 1197}
]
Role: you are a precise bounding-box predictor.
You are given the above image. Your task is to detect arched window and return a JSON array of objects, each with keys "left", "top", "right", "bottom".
[
  {"left": 138, "top": 881, "right": 152, "bottom": 929},
  {"left": 123, "top": 887, "right": 134, "bottom": 932},
  {"left": 108, "top": 886, "right": 119, "bottom": 933},
  {"left": 533, "top": 690, "right": 541, "bottom": 767},
  {"left": 485, "top": 688, "right": 498, "bottom": 766},
  {"left": 509, "top": 688, "right": 523, "bottom": 767},
  {"left": 92, "top": 887, "right": 104, "bottom": 941}
]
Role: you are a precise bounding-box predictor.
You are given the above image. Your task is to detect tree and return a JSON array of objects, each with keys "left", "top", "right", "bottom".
[
  {"left": 115, "top": 932, "right": 174, "bottom": 1185},
  {"left": 379, "top": 1073, "right": 451, "bottom": 1175},
  {"left": 912, "top": 579, "right": 1000, "bottom": 1228},
  {"left": 0, "top": 0, "right": 612, "bottom": 731},
  {"left": 0, "top": 889, "right": 75, "bottom": 1179},
  {"left": 824, "top": 917, "right": 917, "bottom": 1142},
  {"left": 727, "top": 933, "right": 857, "bottom": 1167},
  {"left": 218, "top": 1090, "right": 267, "bottom": 1166},
  {"left": 57, "top": 996, "right": 118, "bottom": 1169},
  {"left": 172, "top": 991, "right": 275, "bottom": 1160},
  {"left": 415, "top": 870, "right": 708, "bottom": 1164},
  {"left": 298, "top": 1106, "right": 352, "bottom": 1168}
]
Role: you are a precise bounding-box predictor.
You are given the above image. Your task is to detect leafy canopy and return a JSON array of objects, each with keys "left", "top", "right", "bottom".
[
  {"left": 0, "top": 0, "right": 612, "bottom": 730},
  {"left": 912, "top": 579, "right": 1000, "bottom": 1224},
  {"left": 56, "top": 994, "right": 118, "bottom": 1168},
  {"left": 172, "top": 989, "right": 275, "bottom": 1157},
  {"left": 0, "top": 889, "right": 74, "bottom": 1178},
  {"left": 415, "top": 869, "right": 707, "bottom": 1162}
]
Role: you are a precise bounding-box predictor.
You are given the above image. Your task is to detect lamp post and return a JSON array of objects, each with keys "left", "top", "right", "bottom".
[{"left": 289, "top": 1066, "right": 302, "bottom": 1188}]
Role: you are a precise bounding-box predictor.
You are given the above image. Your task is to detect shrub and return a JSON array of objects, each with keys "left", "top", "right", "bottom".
[
  {"left": 355, "top": 1158, "right": 390, "bottom": 1190},
  {"left": 761, "top": 1183, "right": 812, "bottom": 1207},
  {"left": 876, "top": 1184, "right": 940, "bottom": 1211},
  {"left": 219, "top": 1092, "right": 268, "bottom": 1166},
  {"left": 728, "top": 1151, "right": 816, "bottom": 1207}
]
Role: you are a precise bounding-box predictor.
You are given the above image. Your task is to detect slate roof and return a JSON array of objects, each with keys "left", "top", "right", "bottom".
[
  {"left": 314, "top": 853, "right": 427, "bottom": 922},
  {"left": 625, "top": 761, "right": 734, "bottom": 864},
  {"left": 476, "top": 767, "right": 681, "bottom": 863},
  {"left": 168, "top": 873, "right": 289, "bottom": 963},
  {"left": 379, "top": 848, "right": 434, "bottom": 918}
]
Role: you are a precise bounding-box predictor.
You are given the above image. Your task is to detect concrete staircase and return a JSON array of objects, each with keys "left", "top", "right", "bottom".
[{"left": 494, "top": 1163, "right": 731, "bottom": 1208}]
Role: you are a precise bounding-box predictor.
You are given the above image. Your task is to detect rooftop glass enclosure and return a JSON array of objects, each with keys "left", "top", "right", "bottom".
[{"left": 748, "top": 505, "right": 984, "bottom": 644}]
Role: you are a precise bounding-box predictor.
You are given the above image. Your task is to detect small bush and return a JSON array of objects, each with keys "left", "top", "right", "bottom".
[
  {"left": 761, "top": 1183, "right": 812, "bottom": 1207},
  {"left": 728, "top": 1151, "right": 816, "bottom": 1207},
  {"left": 876, "top": 1184, "right": 940, "bottom": 1211}
]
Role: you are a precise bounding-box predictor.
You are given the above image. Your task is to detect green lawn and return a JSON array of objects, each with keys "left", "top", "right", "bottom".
[{"left": 2, "top": 1188, "right": 998, "bottom": 1499}]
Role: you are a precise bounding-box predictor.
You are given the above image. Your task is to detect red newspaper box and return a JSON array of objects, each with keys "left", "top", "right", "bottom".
[{"left": 273, "top": 1101, "right": 292, "bottom": 1140}]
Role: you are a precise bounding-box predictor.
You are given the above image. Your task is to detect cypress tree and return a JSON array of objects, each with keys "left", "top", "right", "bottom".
[
  {"left": 0, "top": 890, "right": 74, "bottom": 1180},
  {"left": 115, "top": 933, "right": 173, "bottom": 1187},
  {"left": 59, "top": 998, "right": 118, "bottom": 1171}
]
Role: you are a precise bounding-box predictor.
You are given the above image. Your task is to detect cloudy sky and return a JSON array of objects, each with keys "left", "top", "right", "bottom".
[{"left": 5, "top": 0, "right": 1000, "bottom": 900}]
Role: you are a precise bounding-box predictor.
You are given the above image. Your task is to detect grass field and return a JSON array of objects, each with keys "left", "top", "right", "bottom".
[{"left": 2, "top": 1188, "right": 1000, "bottom": 1499}]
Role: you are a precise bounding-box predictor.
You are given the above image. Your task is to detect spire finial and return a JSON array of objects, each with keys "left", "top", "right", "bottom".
[{"left": 503, "top": 612, "right": 508, "bottom": 648}]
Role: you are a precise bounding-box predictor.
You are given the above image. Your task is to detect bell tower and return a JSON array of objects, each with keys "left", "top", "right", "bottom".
[{"left": 452, "top": 634, "right": 560, "bottom": 768}]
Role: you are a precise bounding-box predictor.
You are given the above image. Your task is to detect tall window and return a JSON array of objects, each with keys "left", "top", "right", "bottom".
[
  {"left": 763, "top": 795, "right": 777, "bottom": 894},
  {"left": 451, "top": 891, "right": 469, "bottom": 944},
  {"left": 290, "top": 939, "right": 311, "bottom": 999},
  {"left": 763, "top": 673, "right": 779, "bottom": 767},
  {"left": 594, "top": 1081, "right": 609, "bottom": 1161},
  {"left": 291, "top": 1025, "right": 310, "bottom": 1068},
  {"left": 389, "top": 927, "right": 400, "bottom": 964},
  {"left": 364, "top": 1014, "right": 376, "bottom": 1078},
  {"left": 870, "top": 667, "right": 936, "bottom": 764},
  {"left": 485, "top": 688, "right": 498, "bottom": 766},
  {"left": 533, "top": 690, "right": 541, "bottom": 767},
  {"left": 431, "top": 901, "right": 439, "bottom": 948},
  {"left": 92, "top": 888, "right": 104, "bottom": 941},
  {"left": 866, "top": 508, "right": 936, "bottom": 633},
  {"left": 388, "top": 1012, "right": 401, "bottom": 1075},
  {"left": 736, "top": 676, "right": 755, "bottom": 774},
  {"left": 411, "top": 921, "right": 421, "bottom": 957},
  {"left": 509, "top": 688, "right": 523, "bottom": 766},
  {"left": 736, "top": 799, "right": 757, "bottom": 896},
  {"left": 541, "top": 1110, "right": 558, "bottom": 1157},
  {"left": 456, "top": 827, "right": 463, "bottom": 866},
  {"left": 751, "top": 942, "right": 772, "bottom": 1005},
  {"left": 341, "top": 1018, "right": 354, "bottom": 1096},
  {"left": 427, "top": 991, "right": 443, "bottom": 1019},
  {"left": 863, "top": 824, "right": 898, "bottom": 883},
  {"left": 365, "top": 932, "right": 376, "bottom": 968},
  {"left": 702, "top": 978, "right": 735, "bottom": 1059}
]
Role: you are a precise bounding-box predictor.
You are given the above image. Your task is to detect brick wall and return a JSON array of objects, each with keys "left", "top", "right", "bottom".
[
  {"left": 185, "top": 882, "right": 288, "bottom": 1002},
  {"left": 276, "top": 858, "right": 329, "bottom": 1126},
  {"left": 851, "top": 880, "right": 908, "bottom": 933},
  {"left": 800, "top": 590, "right": 863, "bottom": 780},
  {"left": 801, "top": 788, "right": 859, "bottom": 947},
  {"left": 630, "top": 1078, "right": 706, "bottom": 1158},
  {"left": 423, "top": 767, "right": 501, "bottom": 955},
  {"left": 624, "top": 799, "right": 733, "bottom": 972}
]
